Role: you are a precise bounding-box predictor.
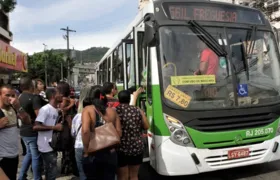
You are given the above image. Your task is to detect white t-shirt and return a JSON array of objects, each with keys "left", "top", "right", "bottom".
[
  {"left": 129, "top": 94, "right": 134, "bottom": 106},
  {"left": 71, "top": 113, "right": 83, "bottom": 149},
  {"left": 35, "top": 104, "right": 58, "bottom": 153}
]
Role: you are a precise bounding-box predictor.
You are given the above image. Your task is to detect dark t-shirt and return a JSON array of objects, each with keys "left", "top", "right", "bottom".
[
  {"left": 19, "top": 92, "right": 43, "bottom": 137},
  {"left": 35, "top": 94, "right": 48, "bottom": 107}
]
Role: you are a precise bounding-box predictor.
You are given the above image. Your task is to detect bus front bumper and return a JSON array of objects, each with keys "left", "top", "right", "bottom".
[{"left": 155, "top": 135, "right": 280, "bottom": 176}]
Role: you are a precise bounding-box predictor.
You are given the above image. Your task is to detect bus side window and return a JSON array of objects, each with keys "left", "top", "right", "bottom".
[
  {"left": 138, "top": 32, "right": 146, "bottom": 87},
  {"left": 127, "top": 43, "right": 136, "bottom": 89},
  {"left": 113, "top": 50, "right": 118, "bottom": 82},
  {"left": 117, "top": 45, "right": 124, "bottom": 84},
  {"left": 147, "top": 47, "right": 152, "bottom": 105},
  {"left": 108, "top": 56, "right": 111, "bottom": 82}
]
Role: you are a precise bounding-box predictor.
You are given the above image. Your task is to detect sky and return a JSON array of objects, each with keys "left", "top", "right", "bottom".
[{"left": 9, "top": 0, "right": 138, "bottom": 54}]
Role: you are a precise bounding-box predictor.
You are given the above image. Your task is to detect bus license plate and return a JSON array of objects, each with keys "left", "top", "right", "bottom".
[{"left": 228, "top": 148, "right": 250, "bottom": 159}]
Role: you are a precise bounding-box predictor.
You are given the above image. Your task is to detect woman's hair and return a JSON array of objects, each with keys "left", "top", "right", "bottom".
[
  {"left": 34, "top": 79, "right": 45, "bottom": 90},
  {"left": 82, "top": 85, "right": 108, "bottom": 115},
  {"left": 118, "top": 90, "right": 131, "bottom": 104},
  {"left": 77, "top": 86, "right": 92, "bottom": 113},
  {"left": 127, "top": 86, "right": 136, "bottom": 94},
  {"left": 56, "top": 81, "right": 70, "bottom": 97}
]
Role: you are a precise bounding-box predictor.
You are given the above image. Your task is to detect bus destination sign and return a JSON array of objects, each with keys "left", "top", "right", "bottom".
[
  {"left": 169, "top": 6, "right": 237, "bottom": 22},
  {"left": 163, "top": 3, "right": 264, "bottom": 24}
]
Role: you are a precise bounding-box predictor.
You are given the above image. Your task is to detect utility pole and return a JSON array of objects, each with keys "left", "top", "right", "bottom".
[
  {"left": 61, "top": 61, "right": 63, "bottom": 81},
  {"left": 43, "top": 43, "right": 48, "bottom": 87},
  {"left": 60, "top": 26, "right": 76, "bottom": 85}
]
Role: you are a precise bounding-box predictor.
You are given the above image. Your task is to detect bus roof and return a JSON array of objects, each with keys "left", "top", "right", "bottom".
[{"left": 96, "top": 1, "right": 154, "bottom": 68}]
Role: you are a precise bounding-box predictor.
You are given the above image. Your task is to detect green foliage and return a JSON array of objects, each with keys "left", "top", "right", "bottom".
[
  {"left": 54, "top": 47, "right": 109, "bottom": 63},
  {"left": 23, "top": 47, "right": 109, "bottom": 85},
  {"left": 0, "top": 0, "right": 16, "bottom": 13},
  {"left": 252, "top": 0, "right": 273, "bottom": 21},
  {"left": 25, "top": 50, "right": 68, "bottom": 84}
]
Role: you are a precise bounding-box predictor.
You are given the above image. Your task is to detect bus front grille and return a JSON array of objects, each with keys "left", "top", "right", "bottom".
[
  {"left": 190, "top": 113, "right": 276, "bottom": 132},
  {"left": 205, "top": 149, "right": 267, "bottom": 167}
]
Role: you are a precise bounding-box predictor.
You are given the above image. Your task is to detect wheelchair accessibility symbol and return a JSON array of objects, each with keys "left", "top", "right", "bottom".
[{"left": 237, "top": 84, "right": 248, "bottom": 97}]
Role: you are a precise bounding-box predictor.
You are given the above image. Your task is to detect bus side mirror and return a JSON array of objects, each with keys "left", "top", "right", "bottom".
[{"left": 144, "top": 21, "right": 156, "bottom": 47}]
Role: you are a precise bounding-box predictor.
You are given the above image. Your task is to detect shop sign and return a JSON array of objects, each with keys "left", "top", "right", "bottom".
[{"left": 0, "top": 40, "right": 28, "bottom": 72}]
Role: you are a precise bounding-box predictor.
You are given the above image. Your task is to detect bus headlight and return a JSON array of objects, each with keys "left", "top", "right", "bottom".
[{"left": 163, "top": 114, "right": 193, "bottom": 147}]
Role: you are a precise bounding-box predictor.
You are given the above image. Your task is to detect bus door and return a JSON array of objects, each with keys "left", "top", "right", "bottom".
[
  {"left": 134, "top": 26, "right": 151, "bottom": 162},
  {"left": 122, "top": 39, "right": 134, "bottom": 90}
]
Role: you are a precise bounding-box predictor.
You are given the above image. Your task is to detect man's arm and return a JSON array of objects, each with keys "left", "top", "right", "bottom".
[
  {"left": 10, "top": 96, "right": 31, "bottom": 125},
  {"left": 33, "top": 108, "right": 63, "bottom": 132},
  {"left": 81, "top": 106, "right": 95, "bottom": 156},
  {"left": 33, "top": 121, "right": 62, "bottom": 131},
  {"left": 33, "top": 95, "right": 43, "bottom": 116},
  {"left": 0, "top": 117, "right": 8, "bottom": 129},
  {"left": 61, "top": 98, "right": 75, "bottom": 112},
  {"left": 196, "top": 50, "right": 209, "bottom": 75},
  {"left": 199, "top": 62, "right": 208, "bottom": 75}
]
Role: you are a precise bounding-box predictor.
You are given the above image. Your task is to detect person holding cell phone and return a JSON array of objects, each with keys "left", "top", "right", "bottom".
[{"left": 0, "top": 84, "right": 31, "bottom": 180}]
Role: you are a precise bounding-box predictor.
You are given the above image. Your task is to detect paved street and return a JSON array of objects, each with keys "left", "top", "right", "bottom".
[
  {"left": 18, "top": 156, "right": 280, "bottom": 180},
  {"left": 17, "top": 137, "right": 280, "bottom": 180},
  {"left": 139, "top": 161, "right": 280, "bottom": 180}
]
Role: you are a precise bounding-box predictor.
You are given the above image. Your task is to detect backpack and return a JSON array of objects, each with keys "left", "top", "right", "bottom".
[{"left": 49, "top": 112, "right": 73, "bottom": 151}]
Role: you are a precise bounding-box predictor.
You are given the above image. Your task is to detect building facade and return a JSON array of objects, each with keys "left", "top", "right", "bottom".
[
  {"left": 139, "top": 0, "right": 150, "bottom": 10},
  {"left": 0, "top": 4, "right": 27, "bottom": 85}
]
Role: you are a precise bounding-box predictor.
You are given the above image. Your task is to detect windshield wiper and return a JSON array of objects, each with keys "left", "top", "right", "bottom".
[
  {"left": 242, "top": 26, "right": 257, "bottom": 80},
  {"left": 240, "top": 39, "right": 250, "bottom": 80},
  {"left": 247, "top": 26, "right": 257, "bottom": 58},
  {"left": 188, "top": 20, "right": 227, "bottom": 57}
]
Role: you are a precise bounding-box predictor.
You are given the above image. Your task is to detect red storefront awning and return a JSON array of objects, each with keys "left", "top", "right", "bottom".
[{"left": 0, "top": 40, "right": 28, "bottom": 72}]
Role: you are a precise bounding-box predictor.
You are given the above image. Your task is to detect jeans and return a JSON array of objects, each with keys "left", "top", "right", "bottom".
[
  {"left": 75, "top": 148, "right": 86, "bottom": 180},
  {"left": 18, "top": 136, "right": 42, "bottom": 180},
  {"left": 41, "top": 151, "right": 57, "bottom": 180},
  {"left": 82, "top": 150, "right": 117, "bottom": 180},
  {"left": 21, "top": 138, "right": 27, "bottom": 155},
  {"left": 0, "top": 156, "right": 19, "bottom": 180}
]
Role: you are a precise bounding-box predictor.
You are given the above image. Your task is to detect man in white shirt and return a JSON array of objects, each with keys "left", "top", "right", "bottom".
[{"left": 33, "top": 88, "right": 63, "bottom": 180}]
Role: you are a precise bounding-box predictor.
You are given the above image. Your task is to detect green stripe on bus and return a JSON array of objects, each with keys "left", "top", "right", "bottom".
[
  {"left": 152, "top": 85, "right": 170, "bottom": 136},
  {"left": 186, "top": 118, "right": 279, "bottom": 149}
]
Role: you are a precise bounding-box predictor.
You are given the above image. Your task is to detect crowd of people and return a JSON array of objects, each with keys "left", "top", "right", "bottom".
[{"left": 0, "top": 76, "right": 149, "bottom": 180}]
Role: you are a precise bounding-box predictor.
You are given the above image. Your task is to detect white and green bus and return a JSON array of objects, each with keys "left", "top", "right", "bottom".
[{"left": 96, "top": 0, "right": 280, "bottom": 176}]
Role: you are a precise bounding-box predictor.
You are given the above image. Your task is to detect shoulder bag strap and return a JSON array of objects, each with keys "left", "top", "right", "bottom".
[{"left": 76, "top": 123, "right": 82, "bottom": 136}]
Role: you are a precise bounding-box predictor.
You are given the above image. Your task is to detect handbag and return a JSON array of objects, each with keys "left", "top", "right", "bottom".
[
  {"left": 87, "top": 122, "right": 120, "bottom": 154},
  {"left": 49, "top": 112, "right": 73, "bottom": 151}
]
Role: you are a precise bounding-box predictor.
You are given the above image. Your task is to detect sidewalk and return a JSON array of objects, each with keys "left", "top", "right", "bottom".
[{"left": 17, "top": 138, "right": 77, "bottom": 180}]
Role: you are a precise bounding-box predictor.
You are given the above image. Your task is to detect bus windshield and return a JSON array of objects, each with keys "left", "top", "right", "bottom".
[{"left": 159, "top": 26, "right": 280, "bottom": 110}]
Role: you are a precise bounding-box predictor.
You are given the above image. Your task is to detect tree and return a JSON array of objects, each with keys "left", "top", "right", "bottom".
[
  {"left": 25, "top": 50, "right": 68, "bottom": 85},
  {"left": 253, "top": 0, "right": 276, "bottom": 21},
  {"left": 0, "top": 0, "right": 17, "bottom": 13}
]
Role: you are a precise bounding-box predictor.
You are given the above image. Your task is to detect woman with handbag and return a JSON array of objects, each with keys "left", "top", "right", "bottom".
[
  {"left": 115, "top": 90, "right": 149, "bottom": 180},
  {"left": 71, "top": 86, "right": 98, "bottom": 180},
  {"left": 81, "top": 86, "right": 122, "bottom": 180}
]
